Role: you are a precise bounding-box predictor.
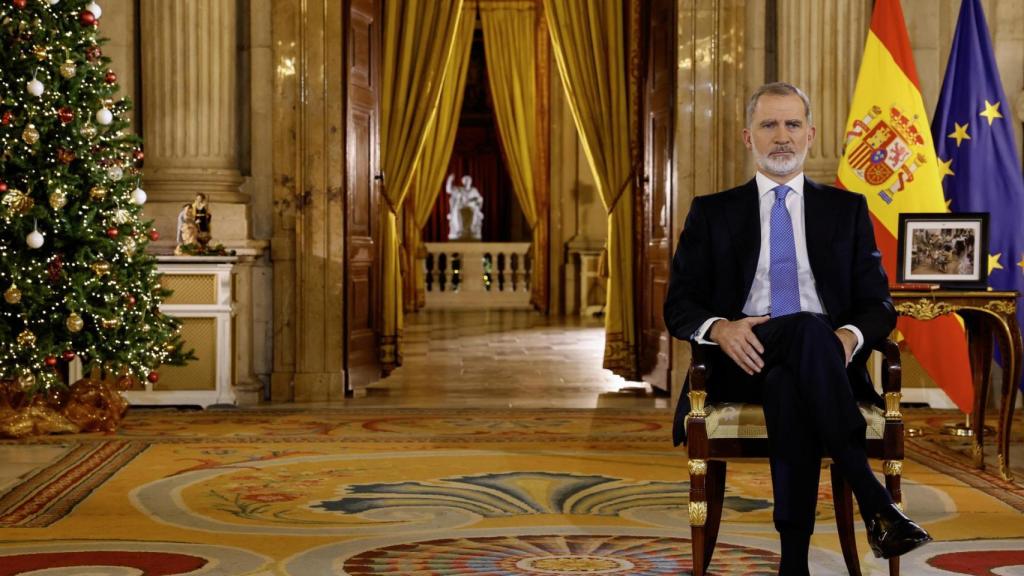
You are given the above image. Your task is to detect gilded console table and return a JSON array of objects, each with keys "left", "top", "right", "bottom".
[{"left": 891, "top": 290, "right": 1021, "bottom": 480}]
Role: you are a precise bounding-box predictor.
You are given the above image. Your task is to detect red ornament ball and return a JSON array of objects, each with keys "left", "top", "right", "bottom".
[
  {"left": 58, "top": 106, "right": 74, "bottom": 124},
  {"left": 57, "top": 148, "right": 76, "bottom": 164},
  {"left": 12, "top": 0, "right": 27, "bottom": 9},
  {"left": 61, "top": 350, "right": 76, "bottom": 362},
  {"left": 106, "top": 227, "right": 119, "bottom": 239},
  {"left": 47, "top": 254, "right": 64, "bottom": 282},
  {"left": 132, "top": 149, "right": 145, "bottom": 163},
  {"left": 147, "top": 371, "right": 159, "bottom": 383},
  {"left": 44, "top": 356, "right": 58, "bottom": 367},
  {"left": 1, "top": 111, "right": 11, "bottom": 126},
  {"left": 126, "top": 294, "right": 137, "bottom": 308},
  {"left": 105, "top": 70, "right": 117, "bottom": 84},
  {"left": 86, "top": 45, "right": 102, "bottom": 62},
  {"left": 79, "top": 10, "right": 95, "bottom": 25},
  {"left": 0, "top": 182, "right": 6, "bottom": 193},
  {"left": 148, "top": 229, "right": 160, "bottom": 241}
]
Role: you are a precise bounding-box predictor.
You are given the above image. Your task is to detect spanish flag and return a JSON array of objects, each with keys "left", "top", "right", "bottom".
[{"left": 837, "top": 0, "right": 973, "bottom": 411}]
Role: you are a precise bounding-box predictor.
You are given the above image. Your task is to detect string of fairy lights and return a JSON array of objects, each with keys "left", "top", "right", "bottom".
[{"left": 0, "top": 0, "right": 189, "bottom": 393}]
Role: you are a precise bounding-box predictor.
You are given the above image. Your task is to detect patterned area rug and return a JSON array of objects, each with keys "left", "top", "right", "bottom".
[{"left": 0, "top": 407, "right": 1021, "bottom": 575}]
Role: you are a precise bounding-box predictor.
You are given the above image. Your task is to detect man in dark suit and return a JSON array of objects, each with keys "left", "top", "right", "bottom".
[{"left": 664, "top": 82, "right": 931, "bottom": 574}]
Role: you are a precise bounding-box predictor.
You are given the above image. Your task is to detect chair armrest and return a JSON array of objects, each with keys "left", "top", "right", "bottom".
[
  {"left": 687, "top": 340, "right": 710, "bottom": 393},
  {"left": 874, "top": 338, "right": 902, "bottom": 394}
]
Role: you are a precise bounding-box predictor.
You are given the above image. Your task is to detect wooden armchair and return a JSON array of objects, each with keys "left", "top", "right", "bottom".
[{"left": 685, "top": 339, "right": 905, "bottom": 576}]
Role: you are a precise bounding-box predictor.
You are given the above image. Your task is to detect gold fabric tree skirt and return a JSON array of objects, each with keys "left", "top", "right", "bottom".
[{"left": 0, "top": 379, "right": 128, "bottom": 438}]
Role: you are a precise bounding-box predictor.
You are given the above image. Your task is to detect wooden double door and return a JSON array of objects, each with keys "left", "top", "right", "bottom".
[
  {"left": 344, "top": 0, "right": 382, "bottom": 392},
  {"left": 637, "top": 0, "right": 676, "bottom": 393}
]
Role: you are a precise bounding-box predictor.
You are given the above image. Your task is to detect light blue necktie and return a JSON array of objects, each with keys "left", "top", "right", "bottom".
[{"left": 769, "top": 185, "right": 801, "bottom": 317}]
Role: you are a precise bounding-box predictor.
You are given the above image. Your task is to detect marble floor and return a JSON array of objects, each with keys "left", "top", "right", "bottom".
[{"left": 351, "top": 309, "right": 670, "bottom": 410}]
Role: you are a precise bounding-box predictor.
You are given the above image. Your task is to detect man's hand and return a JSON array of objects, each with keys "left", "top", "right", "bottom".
[
  {"left": 709, "top": 316, "right": 770, "bottom": 375},
  {"left": 835, "top": 328, "right": 857, "bottom": 366}
]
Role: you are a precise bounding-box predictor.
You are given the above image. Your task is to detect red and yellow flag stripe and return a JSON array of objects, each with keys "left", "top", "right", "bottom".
[{"left": 837, "top": 0, "right": 973, "bottom": 412}]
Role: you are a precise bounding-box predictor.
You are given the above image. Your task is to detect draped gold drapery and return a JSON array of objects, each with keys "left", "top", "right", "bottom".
[
  {"left": 544, "top": 0, "right": 637, "bottom": 378},
  {"left": 479, "top": 0, "right": 543, "bottom": 309},
  {"left": 409, "top": 1, "right": 477, "bottom": 311},
  {"left": 381, "top": 0, "right": 465, "bottom": 369}
]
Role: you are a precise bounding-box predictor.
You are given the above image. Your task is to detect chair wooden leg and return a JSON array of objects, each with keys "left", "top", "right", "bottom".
[
  {"left": 703, "top": 460, "right": 726, "bottom": 572},
  {"left": 689, "top": 458, "right": 709, "bottom": 576},
  {"left": 885, "top": 464, "right": 902, "bottom": 576},
  {"left": 831, "top": 463, "right": 862, "bottom": 576}
]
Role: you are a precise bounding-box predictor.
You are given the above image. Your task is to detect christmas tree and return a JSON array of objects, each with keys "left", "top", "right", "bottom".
[{"left": 0, "top": 0, "right": 190, "bottom": 402}]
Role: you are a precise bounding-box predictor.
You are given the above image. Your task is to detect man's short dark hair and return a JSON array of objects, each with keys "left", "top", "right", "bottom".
[{"left": 746, "top": 82, "right": 813, "bottom": 128}]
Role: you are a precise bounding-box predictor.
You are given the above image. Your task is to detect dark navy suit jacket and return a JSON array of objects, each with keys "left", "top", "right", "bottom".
[{"left": 664, "top": 177, "right": 895, "bottom": 446}]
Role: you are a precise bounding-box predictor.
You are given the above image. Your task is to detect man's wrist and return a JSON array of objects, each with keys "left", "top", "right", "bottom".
[
  {"left": 836, "top": 324, "right": 864, "bottom": 355},
  {"left": 693, "top": 317, "right": 725, "bottom": 345}
]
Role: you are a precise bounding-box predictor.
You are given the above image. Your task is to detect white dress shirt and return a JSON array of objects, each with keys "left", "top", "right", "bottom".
[{"left": 693, "top": 172, "right": 864, "bottom": 354}]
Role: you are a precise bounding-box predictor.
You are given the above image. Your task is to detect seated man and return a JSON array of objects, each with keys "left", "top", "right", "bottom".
[{"left": 664, "top": 82, "right": 931, "bottom": 575}]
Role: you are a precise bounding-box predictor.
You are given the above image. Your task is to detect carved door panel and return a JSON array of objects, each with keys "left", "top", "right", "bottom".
[
  {"left": 345, "top": 0, "right": 381, "bottom": 392},
  {"left": 638, "top": 0, "right": 675, "bottom": 392}
]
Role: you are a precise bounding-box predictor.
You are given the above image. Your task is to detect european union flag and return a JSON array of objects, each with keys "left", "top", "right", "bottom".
[{"left": 933, "top": 0, "right": 1024, "bottom": 394}]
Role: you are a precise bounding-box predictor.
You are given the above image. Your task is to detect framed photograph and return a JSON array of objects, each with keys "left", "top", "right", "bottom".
[{"left": 896, "top": 212, "right": 988, "bottom": 288}]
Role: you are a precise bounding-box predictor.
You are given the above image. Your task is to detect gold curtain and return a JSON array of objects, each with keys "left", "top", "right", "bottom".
[
  {"left": 544, "top": 0, "right": 636, "bottom": 378},
  {"left": 381, "top": 0, "right": 465, "bottom": 369},
  {"left": 409, "top": 1, "right": 477, "bottom": 310},
  {"left": 479, "top": 0, "right": 544, "bottom": 309}
]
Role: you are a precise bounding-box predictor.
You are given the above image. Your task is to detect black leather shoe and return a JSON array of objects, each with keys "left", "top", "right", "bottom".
[{"left": 866, "top": 503, "right": 932, "bottom": 559}]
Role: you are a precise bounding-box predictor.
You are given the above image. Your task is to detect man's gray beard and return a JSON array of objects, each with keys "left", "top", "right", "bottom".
[{"left": 753, "top": 147, "right": 807, "bottom": 177}]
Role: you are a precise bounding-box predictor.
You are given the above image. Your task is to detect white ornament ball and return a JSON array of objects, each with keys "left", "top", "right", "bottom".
[
  {"left": 107, "top": 166, "right": 123, "bottom": 181},
  {"left": 27, "top": 230, "right": 44, "bottom": 249},
  {"left": 132, "top": 187, "right": 147, "bottom": 206},
  {"left": 86, "top": 1, "right": 102, "bottom": 18},
  {"left": 48, "top": 0, "right": 60, "bottom": 5},
  {"left": 96, "top": 107, "right": 113, "bottom": 125},
  {"left": 27, "top": 79, "right": 44, "bottom": 97}
]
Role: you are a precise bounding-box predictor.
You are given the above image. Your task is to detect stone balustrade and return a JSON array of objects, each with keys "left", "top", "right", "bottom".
[{"left": 422, "top": 242, "right": 532, "bottom": 309}]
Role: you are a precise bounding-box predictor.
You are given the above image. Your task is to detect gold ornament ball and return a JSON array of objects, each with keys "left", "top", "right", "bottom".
[
  {"left": 49, "top": 190, "right": 67, "bottom": 210},
  {"left": 121, "top": 238, "right": 137, "bottom": 256},
  {"left": 164, "top": 342, "right": 176, "bottom": 353},
  {"left": 17, "top": 373, "right": 35, "bottom": 391},
  {"left": 22, "top": 124, "right": 39, "bottom": 145},
  {"left": 60, "top": 60, "right": 76, "bottom": 79},
  {"left": 33, "top": 44, "right": 47, "bottom": 61},
  {"left": 4, "top": 285, "right": 21, "bottom": 304},
  {"left": 17, "top": 329, "right": 36, "bottom": 347},
  {"left": 80, "top": 123, "right": 97, "bottom": 138},
  {"left": 66, "top": 312, "right": 84, "bottom": 333},
  {"left": 90, "top": 260, "right": 112, "bottom": 276},
  {"left": 3, "top": 188, "right": 34, "bottom": 215},
  {"left": 89, "top": 186, "right": 107, "bottom": 201},
  {"left": 100, "top": 317, "right": 119, "bottom": 330}
]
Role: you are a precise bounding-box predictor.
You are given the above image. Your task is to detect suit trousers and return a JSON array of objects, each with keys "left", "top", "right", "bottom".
[{"left": 708, "top": 312, "right": 892, "bottom": 533}]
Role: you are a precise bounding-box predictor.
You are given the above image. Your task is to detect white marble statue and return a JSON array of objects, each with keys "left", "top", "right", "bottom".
[{"left": 446, "top": 174, "right": 484, "bottom": 240}]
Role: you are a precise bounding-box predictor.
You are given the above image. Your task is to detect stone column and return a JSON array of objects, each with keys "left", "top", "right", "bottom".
[
  {"left": 139, "top": 0, "right": 248, "bottom": 247},
  {"left": 777, "top": 0, "right": 870, "bottom": 183}
]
